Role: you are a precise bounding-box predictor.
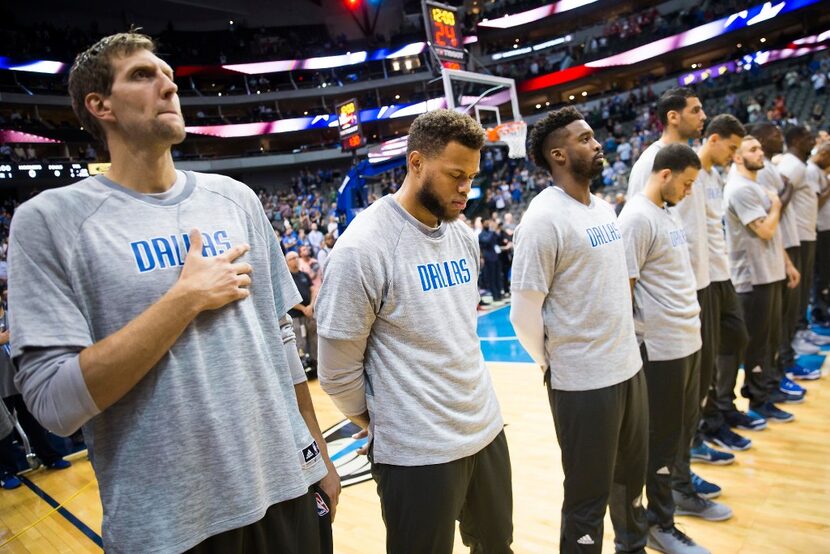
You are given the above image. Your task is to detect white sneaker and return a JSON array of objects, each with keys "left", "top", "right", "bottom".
[
  {"left": 647, "top": 525, "right": 710, "bottom": 554},
  {"left": 792, "top": 336, "right": 821, "bottom": 355}
]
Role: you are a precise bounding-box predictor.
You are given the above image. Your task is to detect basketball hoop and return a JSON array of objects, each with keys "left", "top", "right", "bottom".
[{"left": 489, "top": 120, "right": 527, "bottom": 159}]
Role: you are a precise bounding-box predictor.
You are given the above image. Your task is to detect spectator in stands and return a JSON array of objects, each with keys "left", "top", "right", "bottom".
[
  {"left": 478, "top": 219, "right": 503, "bottom": 302},
  {"left": 12, "top": 146, "right": 24, "bottom": 161},
  {"left": 298, "top": 245, "right": 321, "bottom": 291},
  {"left": 307, "top": 222, "right": 324, "bottom": 255},
  {"left": 24, "top": 145, "right": 36, "bottom": 160},
  {"left": 282, "top": 226, "right": 299, "bottom": 253},
  {"left": 0, "top": 294, "right": 72, "bottom": 490},
  {"left": 317, "top": 233, "right": 335, "bottom": 276},
  {"left": 286, "top": 251, "right": 317, "bottom": 363}
]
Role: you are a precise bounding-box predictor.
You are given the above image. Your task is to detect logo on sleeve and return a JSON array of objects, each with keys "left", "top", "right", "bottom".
[
  {"left": 129, "top": 230, "right": 231, "bottom": 273},
  {"left": 417, "top": 258, "right": 472, "bottom": 292},
  {"left": 669, "top": 228, "right": 688, "bottom": 247},
  {"left": 585, "top": 222, "right": 622, "bottom": 248}
]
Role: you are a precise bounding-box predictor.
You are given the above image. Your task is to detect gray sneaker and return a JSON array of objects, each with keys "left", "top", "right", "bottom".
[
  {"left": 673, "top": 491, "right": 733, "bottom": 521},
  {"left": 648, "top": 525, "right": 710, "bottom": 554}
]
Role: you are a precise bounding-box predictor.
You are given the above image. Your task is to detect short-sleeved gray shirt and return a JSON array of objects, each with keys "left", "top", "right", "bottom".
[
  {"left": 315, "top": 195, "right": 503, "bottom": 466},
  {"left": 701, "top": 166, "right": 731, "bottom": 283},
  {"left": 778, "top": 153, "right": 817, "bottom": 242},
  {"left": 619, "top": 194, "right": 702, "bottom": 361},
  {"left": 8, "top": 172, "right": 326, "bottom": 554},
  {"left": 723, "top": 172, "right": 786, "bottom": 292},
  {"left": 808, "top": 161, "right": 830, "bottom": 231},
  {"left": 757, "top": 159, "right": 800, "bottom": 249},
  {"left": 511, "top": 186, "right": 641, "bottom": 390}
]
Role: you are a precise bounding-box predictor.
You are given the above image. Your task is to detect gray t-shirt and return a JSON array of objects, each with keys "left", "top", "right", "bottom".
[
  {"left": 778, "top": 153, "right": 817, "bottom": 242},
  {"left": 671, "top": 168, "right": 710, "bottom": 290},
  {"left": 627, "top": 139, "right": 666, "bottom": 198},
  {"left": 757, "top": 159, "right": 800, "bottom": 249},
  {"left": 315, "top": 195, "right": 503, "bottom": 466},
  {"left": 723, "top": 172, "right": 786, "bottom": 292},
  {"left": 701, "top": 166, "right": 731, "bottom": 283},
  {"left": 808, "top": 161, "right": 830, "bottom": 231},
  {"left": 8, "top": 171, "right": 326, "bottom": 554},
  {"left": 511, "top": 186, "right": 641, "bottom": 390},
  {"left": 619, "top": 194, "right": 702, "bottom": 361}
]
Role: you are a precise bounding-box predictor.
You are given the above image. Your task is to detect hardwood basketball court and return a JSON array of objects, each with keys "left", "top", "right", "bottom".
[{"left": 1, "top": 306, "right": 829, "bottom": 553}]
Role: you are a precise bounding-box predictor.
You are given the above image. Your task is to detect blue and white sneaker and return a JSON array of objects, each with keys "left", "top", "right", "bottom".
[
  {"left": 691, "top": 472, "right": 722, "bottom": 499},
  {"left": 786, "top": 364, "right": 822, "bottom": 380},
  {"left": 705, "top": 425, "right": 752, "bottom": 451},
  {"left": 0, "top": 473, "right": 21, "bottom": 490},
  {"left": 801, "top": 329, "right": 830, "bottom": 346},
  {"left": 690, "top": 443, "right": 735, "bottom": 465},
  {"left": 753, "top": 402, "right": 795, "bottom": 423},
  {"left": 725, "top": 409, "right": 767, "bottom": 431},
  {"left": 780, "top": 376, "right": 807, "bottom": 399}
]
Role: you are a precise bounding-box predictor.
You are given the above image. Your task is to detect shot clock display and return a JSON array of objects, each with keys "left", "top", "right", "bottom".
[
  {"left": 423, "top": 1, "right": 465, "bottom": 69},
  {"left": 336, "top": 98, "right": 365, "bottom": 152}
]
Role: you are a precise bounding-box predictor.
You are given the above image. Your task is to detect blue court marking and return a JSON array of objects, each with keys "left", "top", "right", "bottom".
[
  {"left": 330, "top": 438, "right": 369, "bottom": 462},
  {"left": 19, "top": 475, "right": 103, "bottom": 548},
  {"left": 477, "top": 305, "right": 533, "bottom": 363}
]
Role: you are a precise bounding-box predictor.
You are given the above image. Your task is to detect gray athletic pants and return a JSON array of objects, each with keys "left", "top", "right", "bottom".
[
  {"left": 371, "top": 430, "right": 513, "bottom": 554},
  {"left": 701, "top": 280, "right": 750, "bottom": 431},
  {"left": 642, "top": 345, "right": 700, "bottom": 528},
  {"left": 671, "top": 286, "right": 707, "bottom": 496},
  {"left": 547, "top": 369, "right": 649, "bottom": 554},
  {"left": 778, "top": 246, "right": 800, "bottom": 372},
  {"left": 739, "top": 282, "right": 784, "bottom": 408}
]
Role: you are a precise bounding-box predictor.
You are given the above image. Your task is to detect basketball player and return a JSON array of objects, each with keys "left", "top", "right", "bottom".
[
  {"left": 750, "top": 123, "right": 804, "bottom": 407},
  {"left": 806, "top": 143, "right": 830, "bottom": 338},
  {"left": 618, "top": 143, "right": 714, "bottom": 554},
  {"left": 724, "top": 136, "right": 797, "bottom": 423},
  {"left": 693, "top": 116, "right": 765, "bottom": 451},
  {"left": 9, "top": 32, "right": 339, "bottom": 553},
  {"left": 511, "top": 107, "right": 648, "bottom": 553},
  {"left": 316, "top": 109, "right": 513, "bottom": 554},
  {"left": 626, "top": 87, "right": 734, "bottom": 512},
  {"left": 777, "top": 127, "right": 829, "bottom": 377}
]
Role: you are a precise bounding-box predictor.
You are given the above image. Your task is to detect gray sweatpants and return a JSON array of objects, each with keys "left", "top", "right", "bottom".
[{"left": 547, "top": 369, "right": 649, "bottom": 553}]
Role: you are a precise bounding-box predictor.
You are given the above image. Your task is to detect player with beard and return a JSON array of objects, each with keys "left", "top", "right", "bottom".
[
  {"left": 724, "top": 136, "right": 794, "bottom": 424},
  {"left": 511, "top": 107, "right": 649, "bottom": 553},
  {"left": 316, "top": 109, "right": 512, "bottom": 554}
]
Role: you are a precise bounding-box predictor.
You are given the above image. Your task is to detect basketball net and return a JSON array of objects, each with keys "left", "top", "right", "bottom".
[{"left": 488, "top": 121, "right": 527, "bottom": 159}]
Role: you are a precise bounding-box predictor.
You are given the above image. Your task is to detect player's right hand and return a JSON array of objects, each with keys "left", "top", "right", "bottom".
[{"left": 176, "top": 228, "right": 252, "bottom": 311}]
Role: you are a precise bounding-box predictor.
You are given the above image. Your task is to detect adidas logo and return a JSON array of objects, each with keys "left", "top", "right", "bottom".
[
  {"left": 656, "top": 466, "right": 671, "bottom": 475},
  {"left": 577, "top": 534, "right": 595, "bottom": 545},
  {"left": 751, "top": 365, "right": 763, "bottom": 374}
]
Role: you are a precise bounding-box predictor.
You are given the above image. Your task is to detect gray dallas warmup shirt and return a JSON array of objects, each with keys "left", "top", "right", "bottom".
[
  {"left": 701, "top": 166, "right": 731, "bottom": 283},
  {"left": 511, "top": 186, "right": 641, "bottom": 390},
  {"left": 757, "top": 159, "right": 800, "bottom": 249},
  {"left": 315, "top": 195, "right": 503, "bottom": 466},
  {"left": 9, "top": 171, "right": 326, "bottom": 553},
  {"left": 778, "top": 152, "right": 817, "bottom": 242},
  {"left": 619, "top": 194, "right": 702, "bottom": 361},
  {"left": 808, "top": 161, "right": 830, "bottom": 232},
  {"left": 723, "top": 172, "right": 786, "bottom": 292}
]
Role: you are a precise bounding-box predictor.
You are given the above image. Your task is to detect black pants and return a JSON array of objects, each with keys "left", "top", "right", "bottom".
[
  {"left": 186, "top": 486, "right": 332, "bottom": 554},
  {"left": 701, "top": 280, "right": 750, "bottom": 431},
  {"left": 0, "top": 394, "right": 63, "bottom": 474},
  {"left": 778, "top": 246, "right": 801, "bottom": 371},
  {"left": 814, "top": 231, "right": 830, "bottom": 316},
  {"left": 547, "top": 369, "right": 648, "bottom": 553},
  {"left": 642, "top": 346, "right": 700, "bottom": 528},
  {"left": 371, "top": 430, "right": 513, "bottom": 554},
  {"left": 690, "top": 286, "right": 714, "bottom": 448},
  {"left": 739, "top": 282, "right": 783, "bottom": 408},
  {"left": 798, "top": 240, "right": 816, "bottom": 329},
  {"left": 483, "top": 258, "right": 503, "bottom": 301}
]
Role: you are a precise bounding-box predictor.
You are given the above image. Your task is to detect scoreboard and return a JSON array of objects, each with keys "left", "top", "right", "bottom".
[
  {"left": 0, "top": 162, "right": 92, "bottom": 182},
  {"left": 423, "top": 1, "right": 465, "bottom": 69},
  {"left": 336, "top": 98, "right": 365, "bottom": 152}
]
